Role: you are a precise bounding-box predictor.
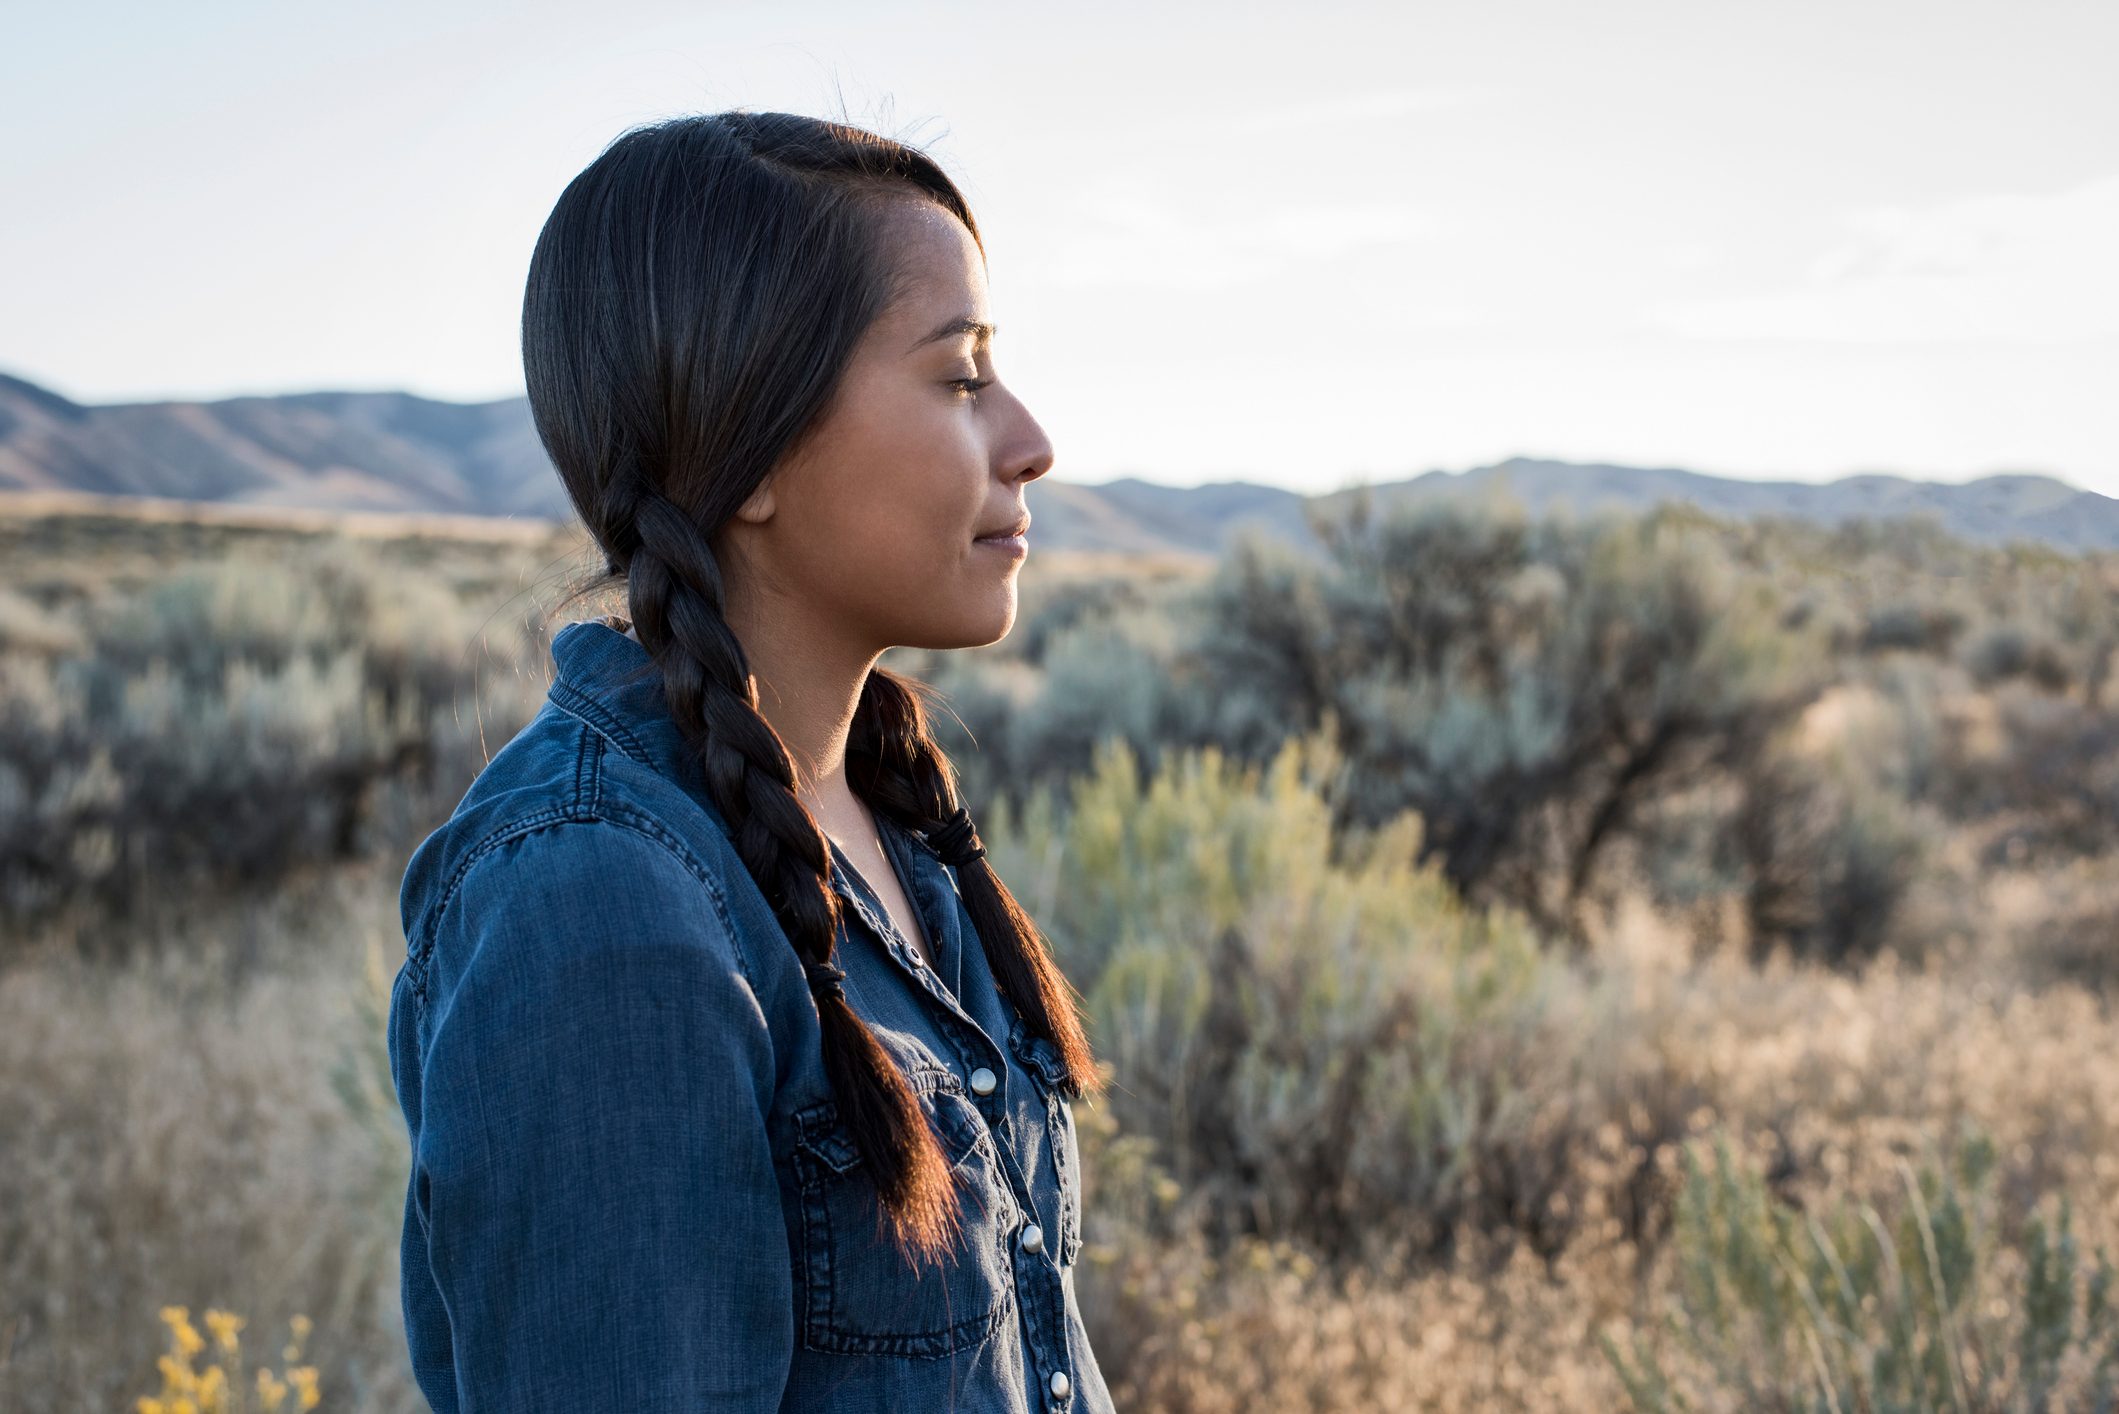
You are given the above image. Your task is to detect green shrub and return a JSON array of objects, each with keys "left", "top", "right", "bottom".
[
  {"left": 991, "top": 727, "right": 1599, "bottom": 1267},
  {"left": 1189, "top": 500, "right": 1834, "bottom": 944},
  {"left": 0, "top": 530, "right": 558, "bottom": 940}
]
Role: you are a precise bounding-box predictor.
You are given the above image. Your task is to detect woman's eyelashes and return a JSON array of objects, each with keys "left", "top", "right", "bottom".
[{"left": 949, "top": 376, "right": 993, "bottom": 400}]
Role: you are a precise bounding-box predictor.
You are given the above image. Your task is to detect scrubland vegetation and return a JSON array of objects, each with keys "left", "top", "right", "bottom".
[{"left": 3, "top": 491, "right": 2116, "bottom": 1411}]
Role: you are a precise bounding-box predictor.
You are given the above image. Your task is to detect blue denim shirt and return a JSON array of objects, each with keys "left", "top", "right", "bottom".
[{"left": 388, "top": 619, "right": 1115, "bottom": 1412}]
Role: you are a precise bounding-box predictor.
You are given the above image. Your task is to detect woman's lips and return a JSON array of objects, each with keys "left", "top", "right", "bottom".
[{"left": 973, "top": 532, "right": 1028, "bottom": 558}]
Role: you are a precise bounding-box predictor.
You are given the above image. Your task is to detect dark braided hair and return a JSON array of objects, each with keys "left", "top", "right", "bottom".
[{"left": 521, "top": 109, "right": 1101, "bottom": 1266}]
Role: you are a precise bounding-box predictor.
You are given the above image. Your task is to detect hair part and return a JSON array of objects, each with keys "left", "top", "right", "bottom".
[{"left": 522, "top": 107, "right": 1101, "bottom": 1265}]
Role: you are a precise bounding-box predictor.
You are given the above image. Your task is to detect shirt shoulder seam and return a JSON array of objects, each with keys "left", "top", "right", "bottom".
[{"left": 405, "top": 733, "right": 757, "bottom": 1005}]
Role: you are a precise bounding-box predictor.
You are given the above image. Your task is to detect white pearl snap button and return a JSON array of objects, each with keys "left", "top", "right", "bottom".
[
  {"left": 1049, "top": 1370, "right": 1070, "bottom": 1397},
  {"left": 969, "top": 1066, "right": 997, "bottom": 1095},
  {"left": 1022, "top": 1222, "right": 1044, "bottom": 1253}
]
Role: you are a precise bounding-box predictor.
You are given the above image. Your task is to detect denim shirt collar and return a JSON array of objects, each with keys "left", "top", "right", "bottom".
[
  {"left": 547, "top": 617, "right": 959, "bottom": 978},
  {"left": 830, "top": 820, "right": 967, "bottom": 1002},
  {"left": 548, "top": 618, "right": 702, "bottom": 793}
]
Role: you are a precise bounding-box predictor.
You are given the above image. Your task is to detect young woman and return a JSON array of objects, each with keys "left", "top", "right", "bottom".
[{"left": 387, "top": 109, "right": 1112, "bottom": 1411}]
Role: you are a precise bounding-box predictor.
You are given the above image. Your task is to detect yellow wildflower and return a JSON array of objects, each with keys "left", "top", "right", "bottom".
[
  {"left": 158, "top": 1306, "right": 190, "bottom": 1328},
  {"left": 257, "top": 1367, "right": 289, "bottom": 1412},
  {"left": 169, "top": 1317, "right": 204, "bottom": 1359},
  {"left": 137, "top": 1400, "right": 166, "bottom": 1414},
  {"left": 195, "top": 1364, "right": 226, "bottom": 1404},
  {"left": 157, "top": 1353, "right": 197, "bottom": 1392},
  {"left": 204, "top": 1308, "right": 245, "bottom": 1354},
  {"left": 171, "top": 1401, "right": 198, "bottom": 1414},
  {"left": 290, "top": 1314, "right": 312, "bottom": 1340},
  {"left": 288, "top": 1364, "right": 321, "bottom": 1410}
]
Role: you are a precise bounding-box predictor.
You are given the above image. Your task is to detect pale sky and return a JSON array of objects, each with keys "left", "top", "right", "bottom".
[{"left": 5, "top": 0, "right": 2115, "bottom": 496}]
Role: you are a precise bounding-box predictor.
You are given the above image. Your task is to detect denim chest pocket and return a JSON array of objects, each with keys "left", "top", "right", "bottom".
[
  {"left": 1006, "top": 1017, "right": 1083, "bottom": 1268},
  {"left": 786, "top": 1067, "right": 1017, "bottom": 1358}
]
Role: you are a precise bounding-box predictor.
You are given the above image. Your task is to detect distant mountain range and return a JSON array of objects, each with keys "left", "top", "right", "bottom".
[{"left": 3, "top": 369, "right": 2114, "bottom": 556}]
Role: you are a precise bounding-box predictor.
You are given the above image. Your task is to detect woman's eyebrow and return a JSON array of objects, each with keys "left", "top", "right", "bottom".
[{"left": 907, "top": 315, "right": 997, "bottom": 355}]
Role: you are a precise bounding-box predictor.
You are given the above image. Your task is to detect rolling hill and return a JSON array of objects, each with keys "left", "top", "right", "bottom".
[{"left": 3, "top": 369, "right": 2113, "bottom": 556}]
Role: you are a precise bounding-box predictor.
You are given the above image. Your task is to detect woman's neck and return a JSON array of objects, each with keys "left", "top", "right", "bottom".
[{"left": 602, "top": 609, "right": 874, "bottom": 831}]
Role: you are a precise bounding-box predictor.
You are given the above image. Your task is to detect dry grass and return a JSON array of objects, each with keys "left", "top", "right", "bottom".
[
  {"left": 0, "top": 861, "right": 424, "bottom": 1413},
  {"left": 5, "top": 789, "right": 2117, "bottom": 1410},
  {"left": 1070, "top": 936, "right": 2119, "bottom": 1411},
  {"left": 0, "top": 488, "right": 574, "bottom": 544}
]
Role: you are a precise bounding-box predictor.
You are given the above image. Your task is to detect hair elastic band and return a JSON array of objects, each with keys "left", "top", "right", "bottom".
[
  {"left": 927, "top": 806, "right": 986, "bottom": 866},
  {"left": 804, "top": 958, "right": 847, "bottom": 1003}
]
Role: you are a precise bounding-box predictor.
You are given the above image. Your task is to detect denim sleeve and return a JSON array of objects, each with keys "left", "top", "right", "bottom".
[{"left": 414, "top": 819, "right": 791, "bottom": 1410}]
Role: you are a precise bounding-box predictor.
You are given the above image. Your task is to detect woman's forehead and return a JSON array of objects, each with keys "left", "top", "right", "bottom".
[{"left": 873, "top": 206, "right": 989, "bottom": 351}]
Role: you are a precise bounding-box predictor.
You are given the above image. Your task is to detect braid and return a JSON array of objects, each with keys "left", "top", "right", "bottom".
[
  {"left": 850, "top": 669, "right": 1102, "bottom": 1102},
  {"left": 609, "top": 459, "right": 963, "bottom": 1265}
]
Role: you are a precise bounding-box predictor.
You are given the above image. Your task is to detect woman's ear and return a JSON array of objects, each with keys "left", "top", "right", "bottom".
[{"left": 734, "top": 477, "right": 777, "bottom": 526}]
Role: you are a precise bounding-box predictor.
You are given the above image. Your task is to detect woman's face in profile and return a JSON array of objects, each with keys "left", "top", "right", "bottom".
[{"left": 723, "top": 196, "right": 1055, "bottom": 655}]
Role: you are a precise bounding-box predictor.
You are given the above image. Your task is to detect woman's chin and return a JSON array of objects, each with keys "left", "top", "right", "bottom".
[
  {"left": 960, "top": 597, "right": 1018, "bottom": 649},
  {"left": 884, "top": 592, "right": 1017, "bottom": 651},
  {"left": 923, "top": 588, "right": 1018, "bottom": 651}
]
